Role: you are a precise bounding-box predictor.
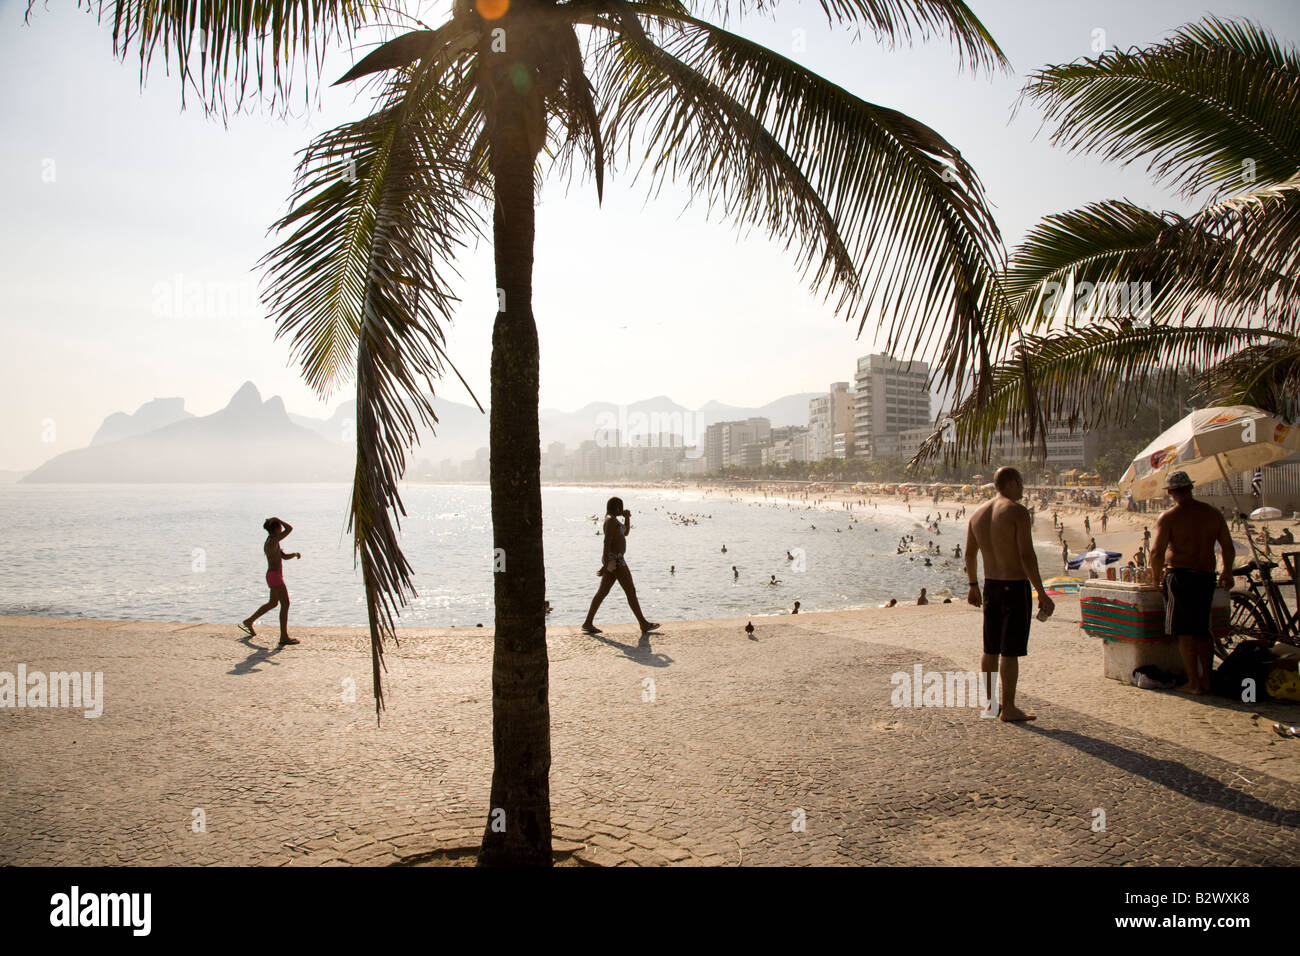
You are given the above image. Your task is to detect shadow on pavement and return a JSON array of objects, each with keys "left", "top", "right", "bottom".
[
  {"left": 587, "top": 631, "right": 673, "bottom": 667},
  {"left": 1022, "top": 724, "right": 1300, "bottom": 828}
]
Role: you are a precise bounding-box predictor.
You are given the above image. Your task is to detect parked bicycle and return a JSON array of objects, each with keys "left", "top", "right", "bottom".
[{"left": 1219, "top": 552, "right": 1300, "bottom": 661}]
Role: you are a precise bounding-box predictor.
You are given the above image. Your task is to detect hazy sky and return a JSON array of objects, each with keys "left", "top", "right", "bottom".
[{"left": 3, "top": 0, "right": 1299, "bottom": 470}]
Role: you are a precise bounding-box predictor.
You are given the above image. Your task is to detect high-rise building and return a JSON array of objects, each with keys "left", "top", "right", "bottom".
[
  {"left": 807, "top": 382, "right": 854, "bottom": 461},
  {"left": 771, "top": 425, "right": 811, "bottom": 465},
  {"left": 704, "top": 418, "right": 772, "bottom": 471},
  {"left": 808, "top": 395, "right": 830, "bottom": 462},
  {"left": 853, "top": 354, "right": 931, "bottom": 459}
]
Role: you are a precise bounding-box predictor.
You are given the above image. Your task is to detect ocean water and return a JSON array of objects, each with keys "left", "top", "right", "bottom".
[{"left": 0, "top": 483, "right": 975, "bottom": 627}]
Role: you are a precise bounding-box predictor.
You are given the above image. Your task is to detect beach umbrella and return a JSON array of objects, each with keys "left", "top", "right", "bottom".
[
  {"left": 1215, "top": 537, "right": 1250, "bottom": 557},
  {"left": 1117, "top": 406, "right": 1299, "bottom": 501},
  {"left": 1117, "top": 405, "right": 1298, "bottom": 619},
  {"left": 1068, "top": 549, "right": 1121, "bottom": 571},
  {"left": 1250, "top": 506, "right": 1283, "bottom": 520},
  {"left": 980, "top": 482, "right": 995, "bottom": 490}
]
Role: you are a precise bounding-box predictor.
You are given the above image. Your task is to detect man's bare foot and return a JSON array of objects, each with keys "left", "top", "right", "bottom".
[
  {"left": 1173, "top": 682, "right": 1207, "bottom": 695},
  {"left": 640, "top": 622, "right": 661, "bottom": 633},
  {"left": 278, "top": 636, "right": 300, "bottom": 646},
  {"left": 999, "top": 705, "right": 1036, "bottom": 722},
  {"left": 581, "top": 623, "right": 602, "bottom": 635}
]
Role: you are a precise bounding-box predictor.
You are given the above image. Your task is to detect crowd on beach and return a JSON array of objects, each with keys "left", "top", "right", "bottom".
[{"left": 238, "top": 466, "right": 1299, "bottom": 723}]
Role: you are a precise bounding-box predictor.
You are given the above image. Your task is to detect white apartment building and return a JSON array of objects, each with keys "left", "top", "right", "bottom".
[
  {"left": 807, "top": 382, "right": 854, "bottom": 461},
  {"left": 853, "top": 354, "right": 931, "bottom": 459}
]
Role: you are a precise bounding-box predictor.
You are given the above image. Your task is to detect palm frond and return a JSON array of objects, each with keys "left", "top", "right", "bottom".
[
  {"left": 1002, "top": 197, "right": 1300, "bottom": 336},
  {"left": 912, "top": 323, "right": 1278, "bottom": 466},
  {"left": 259, "top": 61, "right": 484, "bottom": 715},
  {"left": 61, "top": 0, "right": 383, "bottom": 113},
  {"left": 1179, "top": 171, "right": 1300, "bottom": 309},
  {"left": 585, "top": 1, "right": 1005, "bottom": 394},
  {"left": 333, "top": 19, "right": 481, "bottom": 86},
  {"left": 1193, "top": 335, "right": 1300, "bottom": 416},
  {"left": 1021, "top": 16, "right": 1300, "bottom": 200},
  {"left": 703, "top": 0, "right": 1008, "bottom": 74}
]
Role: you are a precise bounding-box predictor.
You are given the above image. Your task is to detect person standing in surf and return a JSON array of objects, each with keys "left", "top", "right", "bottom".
[
  {"left": 238, "top": 517, "right": 301, "bottom": 646},
  {"left": 581, "top": 497, "right": 659, "bottom": 636}
]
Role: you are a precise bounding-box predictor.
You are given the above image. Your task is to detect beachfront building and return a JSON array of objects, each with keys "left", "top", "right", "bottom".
[
  {"left": 808, "top": 382, "right": 854, "bottom": 461},
  {"left": 771, "top": 425, "right": 812, "bottom": 465},
  {"left": 853, "top": 354, "right": 931, "bottom": 459},
  {"left": 989, "top": 422, "right": 1101, "bottom": 470},
  {"left": 897, "top": 425, "right": 935, "bottom": 461},
  {"left": 808, "top": 395, "right": 830, "bottom": 462},
  {"left": 896, "top": 421, "right": 1101, "bottom": 469},
  {"left": 704, "top": 417, "right": 772, "bottom": 471}
]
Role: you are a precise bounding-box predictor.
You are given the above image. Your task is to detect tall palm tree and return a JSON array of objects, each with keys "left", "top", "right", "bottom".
[
  {"left": 63, "top": 0, "right": 1008, "bottom": 865},
  {"left": 920, "top": 17, "right": 1300, "bottom": 465}
]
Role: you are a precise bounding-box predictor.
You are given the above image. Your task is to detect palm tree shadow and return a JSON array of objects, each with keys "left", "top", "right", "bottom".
[
  {"left": 1019, "top": 724, "right": 1300, "bottom": 828},
  {"left": 229, "top": 635, "right": 284, "bottom": 675},
  {"left": 588, "top": 631, "right": 673, "bottom": 668}
]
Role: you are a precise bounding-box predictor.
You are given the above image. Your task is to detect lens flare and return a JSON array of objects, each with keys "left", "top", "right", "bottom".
[{"left": 476, "top": 0, "right": 509, "bottom": 20}]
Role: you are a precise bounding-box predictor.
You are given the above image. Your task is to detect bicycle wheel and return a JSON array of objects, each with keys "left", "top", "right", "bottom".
[{"left": 1217, "top": 591, "right": 1273, "bottom": 661}]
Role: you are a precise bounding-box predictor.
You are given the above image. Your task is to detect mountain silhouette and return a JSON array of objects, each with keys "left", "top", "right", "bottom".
[
  {"left": 91, "top": 396, "right": 193, "bottom": 445},
  {"left": 23, "top": 385, "right": 826, "bottom": 482},
  {"left": 23, "top": 382, "right": 350, "bottom": 483}
]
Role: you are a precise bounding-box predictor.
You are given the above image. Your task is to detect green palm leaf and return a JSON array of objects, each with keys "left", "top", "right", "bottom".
[
  {"left": 59, "top": 0, "right": 383, "bottom": 112},
  {"left": 259, "top": 61, "right": 485, "bottom": 714},
  {"left": 584, "top": 1, "right": 1006, "bottom": 392},
  {"left": 720, "top": 0, "right": 1007, "bottom": 74},
  {"left": 912, "top": 323, "right": 1279, "bottom": 467},
  {"left": 1022, "top": 16, "right": 1300, "bottom": 201},
  {"left": 1193, "top": 335, "right": 1300, "bottom": 415}
]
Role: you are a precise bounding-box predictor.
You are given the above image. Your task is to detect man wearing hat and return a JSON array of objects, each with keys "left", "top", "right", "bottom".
[{"left": 1148, "top": 471, "right": 1235, "bottom": 695}]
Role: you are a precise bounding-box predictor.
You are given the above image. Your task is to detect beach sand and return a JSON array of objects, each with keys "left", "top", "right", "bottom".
[{"left": 2, "top": 604, "right": 1298, "bottom": 866}]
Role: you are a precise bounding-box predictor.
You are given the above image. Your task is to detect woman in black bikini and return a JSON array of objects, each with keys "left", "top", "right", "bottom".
[{"left": 581, "top": 496, "right": 659, "bottom": 635}]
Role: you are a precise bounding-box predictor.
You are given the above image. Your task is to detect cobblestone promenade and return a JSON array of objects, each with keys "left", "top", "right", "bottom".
[{"left": 2, "top": 601, "right": 1297, "bottom": 866}]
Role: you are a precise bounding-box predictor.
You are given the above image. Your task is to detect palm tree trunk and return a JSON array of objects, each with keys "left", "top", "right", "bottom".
[{"left": 478, "top": 38, "right": 551, "bottom": 867}]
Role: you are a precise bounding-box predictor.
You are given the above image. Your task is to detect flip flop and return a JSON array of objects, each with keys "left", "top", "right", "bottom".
[
  {"left": 581, "top": 624, "right": 602, "bottom": 635},
  {"left": 1273, "top": 723, "right": 1299, "bottom": 739},
  {"left": 237, "top": 622, "right": 254, "bottom": 637}
]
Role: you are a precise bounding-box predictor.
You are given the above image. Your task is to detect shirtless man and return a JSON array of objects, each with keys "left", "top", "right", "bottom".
[
  {"left": 965, "top": 467, "right": 1054, "bottom": 721},
  {"left": 1148, "top": 472, "right": 1234, "bottom": 695},
  {"left": 238, "top": 517, "right": 301, "bottom": 646}
]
